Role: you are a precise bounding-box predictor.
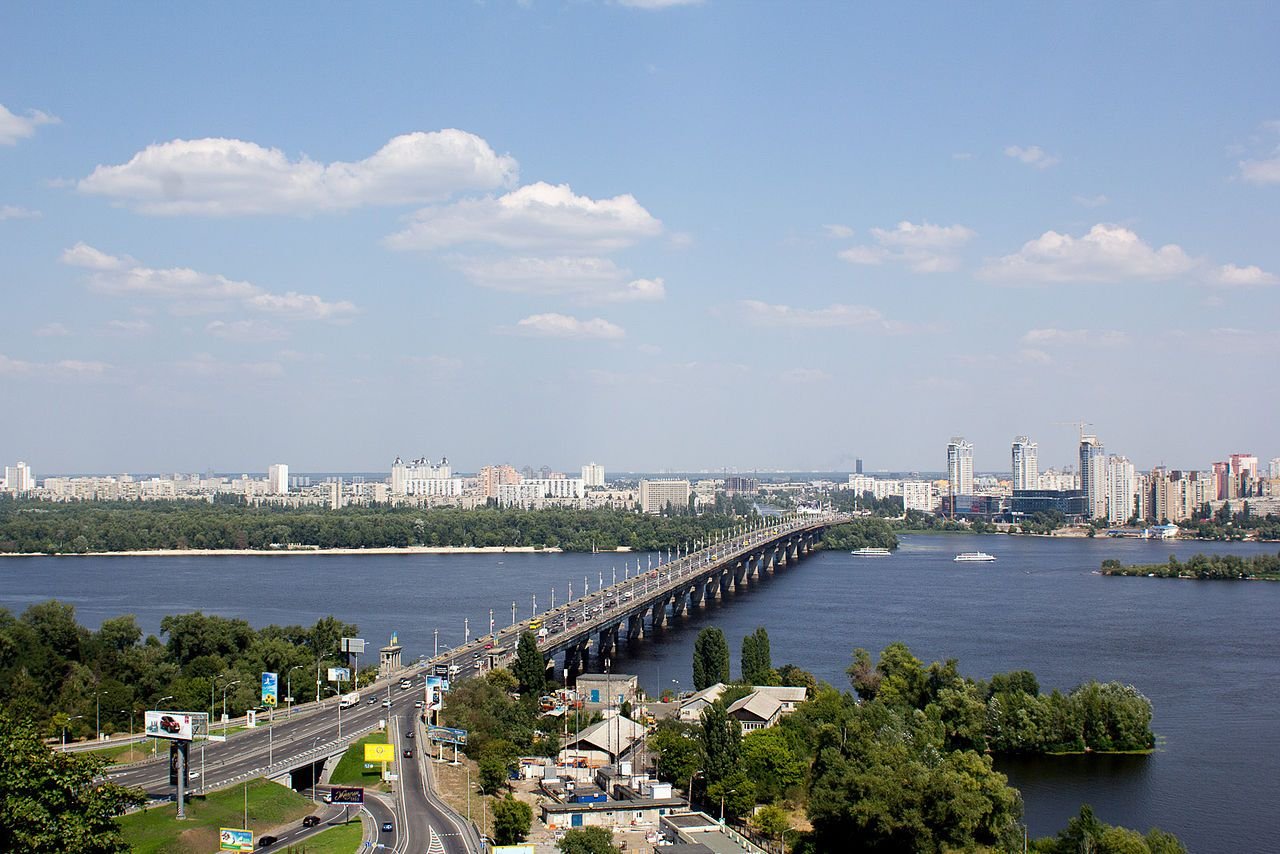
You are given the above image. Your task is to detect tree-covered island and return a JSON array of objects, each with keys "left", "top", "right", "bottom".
[{"left": 1101, "top": 552, "right": 1280, "bottom": 580}]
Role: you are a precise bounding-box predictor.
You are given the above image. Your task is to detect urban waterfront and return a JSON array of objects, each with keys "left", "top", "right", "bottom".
[{"left": 2, "top": 534, "right": 1277, "bottom": 851}]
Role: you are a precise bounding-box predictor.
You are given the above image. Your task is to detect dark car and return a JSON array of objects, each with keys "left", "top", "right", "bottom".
[
  {"left": 404, "top": 730, "right": 414, "bottom": 739},
  {"left": 381, "top": 821, "right": 394, "bottom": 833},
  {"left": 258, "top": 835, "right": 278, "bottom": 848},
  {"left": 302, "top": 815, "right": 320, "bottom": 828},
  {"left": 403, "top": 748, "right": 412, "bottom": 758}
]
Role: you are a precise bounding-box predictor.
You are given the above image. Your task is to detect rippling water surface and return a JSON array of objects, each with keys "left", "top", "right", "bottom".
[{"left": 3, "top": 534, "right": 1276, "bottom": 851}]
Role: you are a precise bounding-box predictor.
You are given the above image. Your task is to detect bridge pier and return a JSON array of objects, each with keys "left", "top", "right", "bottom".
[
  {"left": 627, "top": 613, "right": 644, "bottom": 642},
  {"left": 690, "top": 582, "right": 705, "bottom": 609},
  {"left": 733, "top": 560, "right": 747, "bottom": 590}
]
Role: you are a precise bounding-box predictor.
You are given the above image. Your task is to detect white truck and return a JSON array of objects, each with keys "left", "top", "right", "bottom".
[{"left": 338, "top": 691, "right": 360, "bottom": 709}]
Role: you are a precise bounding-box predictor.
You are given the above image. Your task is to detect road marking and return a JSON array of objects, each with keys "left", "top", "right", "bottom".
[{"left": 427, "top": 827, "right": 446, "bottom": 854}]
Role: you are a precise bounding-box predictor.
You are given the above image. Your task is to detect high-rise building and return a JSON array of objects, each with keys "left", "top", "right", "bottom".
[
  {"left": 390, "top": 456, "right": 451, "bottom": 496},
  {"left": 479, "top": 464, "right": 522, "bottom": 498},
  {"left": 1079, "top": 435, "right": 1108, "bottom": 520},
  {"left": 1011, "top": 437, "right": 1039, "bottom": 491},
  {"left": 855, "top": 458, "right": 863, "bottom": 475},
  {"left": 946, "top": 437, "right": 974, "bottom": 498},
  {"left": 581, "top": 462, "right": 605, "bottom": 487},
  {"left": 639, "top": 479, "right": 691, "bottom": 514},
  {"left": 3, "top": 461, "right": 34, "bottom": 493},
  {"left": 1107, "top": 456, "right": 1136, "bottom": 524},
  {"left": 902, "top": 480, "right": 933, "bottom": 513},
  {"left": 1270, "top": 457, "right": 1280, "bottom": 480},
  {"left": 267, "top": 463, "right": 289, "bottom": 495}
]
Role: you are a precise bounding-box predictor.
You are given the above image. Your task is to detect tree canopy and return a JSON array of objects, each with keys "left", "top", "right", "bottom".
[{"left": 692, "top": 627, "right": 730, "bottom": 691}]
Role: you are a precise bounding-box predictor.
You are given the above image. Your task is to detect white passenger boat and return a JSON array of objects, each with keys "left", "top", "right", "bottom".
[
  {"left": 953, "top": 551, "right": 997, "bottom": 562},
  {"left": 851, "top": 547, "right": 892, "bottom": 556}
]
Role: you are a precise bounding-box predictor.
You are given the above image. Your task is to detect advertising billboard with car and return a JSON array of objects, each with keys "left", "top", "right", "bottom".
[{"left": 145, "top": 710, "right": 195, "bottom": 741}]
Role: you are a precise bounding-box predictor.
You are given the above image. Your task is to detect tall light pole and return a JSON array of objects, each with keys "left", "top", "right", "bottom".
[
  {"left": 211, "top": 673, "right": 230, "bottom": 734},
  {"left": 152, "top": 696, "right": 173, "bottom": 756},
  {"left": 511, "top": 601, "right": 516, "bottom": 627},
  {"left": 434, "top": 629, "right": 439, "bottom": 658},
  {"left": 92, "top": 689, "right": 103, "bottom": 741},
  {"left": 62, "top": 714, "right": 84, "bottom": 748},
  {"left": 464, "top": 617, "right": 470, "bottom": 645},
  {"left": 287, "top": 665, "right": 304, "bottom": 718},
  {"left": 120, "top": 708, "right": 135, "bottom": 741},
  {"left": 221, "top": 681, "right": 239, "bottom": 722}
]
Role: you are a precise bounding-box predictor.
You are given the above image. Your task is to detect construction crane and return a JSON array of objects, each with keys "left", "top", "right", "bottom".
[{"left": 1054, "top": 421, "right": 1093, "bottom": 441}]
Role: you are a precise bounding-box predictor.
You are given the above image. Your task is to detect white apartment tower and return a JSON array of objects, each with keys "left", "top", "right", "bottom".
[
  {"left": 902, "top": 480, "right": 933, "bottom": 513},
  {"left": 1107, "top": 456, "right": 1136, "bottom": 525},
  {"left": 4, "top": 461, "right": 34, "bottom": 493},
  {"left": 946, "top": 437, "right": 974, "bottom": 497},
  {"left": 267, "top": 464, "right": 289, "bottom": 495},
  {"left": 639, "top": 479, "right": 692, "bottom": 514},
  {"left": 1011, "top": 437, "right": 1039, "bottom": 491},
  {"left": 581, "top": 462, "right": 605, "bottom": 488},
  {"left": 1079, "top": 436, "right": 1108, "bottom": 520}
]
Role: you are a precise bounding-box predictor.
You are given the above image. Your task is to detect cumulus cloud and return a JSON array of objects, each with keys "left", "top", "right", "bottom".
[
  {"left": 62, "top": 243, "right": 357, "bottom": 321},
  {"left": 458, "top": 256, "right": 665, "bottom": 303},
  {"left": 205, "top": 319, "right": 290, "bottom": 341},
  {"left": 0, "top": 103, "right": 59, "bottom": 146},
  {"left": 0, "top": 353, "right": 110, "bottom": 379},
  {"left": 1021, "top": 328, "right": 1130, "bottom": 347},
  {"left": 617, "top": 0, "right": 703, "bottom": 8},
  {"left": 837, "top": 220, "right": 975, "bottom": 273},
  {"left": 78, "top": 130, "right": 517, "bottom": 215},
  {"left": 386, "top": 182, "right": 661, "bottom": 253},
  {"left": 1211, "top": 263, "right": 1279, "bottom": 287},
  {"left": 738, "top": 300, "right": 894, "bottom": 330},
  {"left": 1004, "top": 144, "right": 1060, "bottom": 169},
  {"left": 512, "top": 313, "right": 626, "bottom": 340},
  {"left": 978, "top": 224, "right": 1197, "bottom": 283},
  {"left": 1236, "top": 121, "right": 1280, "bottom": 184},
  {"left": 0, "top": 204, "right": 41, "bottom": 220}
]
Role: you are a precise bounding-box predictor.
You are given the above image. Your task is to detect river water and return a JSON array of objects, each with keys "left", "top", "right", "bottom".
[{"left": 2, "top": 534, "right": 1276, "bottom": 851}]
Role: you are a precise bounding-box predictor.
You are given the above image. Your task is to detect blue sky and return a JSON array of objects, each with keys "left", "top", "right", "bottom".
[{"left": 2, "top": 2, "right": 1278, "bottom": 475}]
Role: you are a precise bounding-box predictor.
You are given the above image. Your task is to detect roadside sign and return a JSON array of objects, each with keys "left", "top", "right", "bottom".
[
  {"left": 219, "top": 828, "right": 253, "bottom": 852},
  {"left": 433, "top": 664, "right": 449, "bottom": 677},
  {"left": 328, "top": 667, "right": 351, "bottom": 682},
  {"left": 207, "top": 734, "right": 227, "bottom": 742},
  {"left": 330, "top": 786, "right": 364, "bottom": 804},
  {"left": 261, "top": 672, "right": 278, "bottom": 708},
  {"left": 145, "top": 710, "right": 200, "bottom": 742},
  {"left": 427, "top": 725, "right": 468, "bottom": 745},
  {"left": 364, "top": 743, "right": 395, "bottom": 763}
]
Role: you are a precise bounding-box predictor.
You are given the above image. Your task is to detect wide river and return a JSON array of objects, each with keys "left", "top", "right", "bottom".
[{"left": 2, "top": 534, "right": 1276, "bottom": 851}]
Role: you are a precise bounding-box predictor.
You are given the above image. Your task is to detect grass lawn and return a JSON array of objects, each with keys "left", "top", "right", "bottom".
[
  {"left": 119, "top": 778, "right": 315, "bottom": 854},
  {"left": 86, "top": 740, "right": 153, "bottom": 764},
  {"left": 295, "top": 818, "right": 365, "bottom": 853},
  {"left": 328, "top": 731, "right": 394, "bottom": 790}
]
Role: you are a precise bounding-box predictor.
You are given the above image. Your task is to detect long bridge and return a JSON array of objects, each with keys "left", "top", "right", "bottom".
[{"left": 428, "top": 512, "right": 853, "bottom": 680}]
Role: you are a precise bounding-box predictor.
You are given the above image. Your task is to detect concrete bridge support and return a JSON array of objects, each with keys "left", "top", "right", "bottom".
[
  {"left": 627, "top": 613, "right": 644, "bottom": 642},
  {"left": 690, "top": 582, "right": 705, "bottom": 609},
  {"left": 733, "top": 561, "right": 746, "bottom": 590}
]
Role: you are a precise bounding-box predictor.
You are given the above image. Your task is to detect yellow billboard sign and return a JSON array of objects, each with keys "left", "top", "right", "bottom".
[{"left": 364, "top": 743, "right": 396, "bottom": 763}]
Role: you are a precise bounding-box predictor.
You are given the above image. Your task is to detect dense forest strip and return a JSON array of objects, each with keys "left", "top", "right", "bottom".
[
  {"left": 0, "top": 500, "right": 747, "bottom": 554},
  {"left": 1100, "top": 551, "right": 1280, "bottom": 580}
]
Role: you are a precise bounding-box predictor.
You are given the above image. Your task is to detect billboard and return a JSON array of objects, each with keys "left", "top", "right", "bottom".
[
  {"left": 428, "top": 725, "right": 468, "bottom": 745},
  {"left": 327, "top": 666, "right": 351, "bottom": 682},
  {"left": 146, "top": 710, "right": 196, "bottom": 741},
  {"left": 341, "top": 637, "right": 366, "bottom": 654},
  {"left": 261, "top": 672, "right": 278, "bottom": 708},
  {"left": 329, "top": 786, "right": 364, "bottom": 804},
  {"left": 364, "top": 743, "right": 396, "bottom": 763},
  {"left": 433, "top": 664, "right": 450, "bottom": 677},
  {"left": 219, "top": 828, "right": 253, "bottom": 852},
  {"left": 426, "top": 676, "right": 442, "bottom": 708}
]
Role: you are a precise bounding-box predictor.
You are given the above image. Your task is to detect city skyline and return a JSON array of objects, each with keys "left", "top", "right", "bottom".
[{"left": 3, "top": 4, "right": 1278, "bottom": 472}]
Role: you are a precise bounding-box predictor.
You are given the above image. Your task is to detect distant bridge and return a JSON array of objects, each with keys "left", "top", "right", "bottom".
[{"left": 427, "top": 513, "right": 853, "bottom": 678}]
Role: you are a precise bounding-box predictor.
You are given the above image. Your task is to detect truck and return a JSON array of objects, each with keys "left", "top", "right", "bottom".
[{"left": 339, "top": 691, "right": 360, "bottom": 709}]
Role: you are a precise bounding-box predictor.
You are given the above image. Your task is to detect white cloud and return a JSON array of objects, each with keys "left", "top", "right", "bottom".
[
  {"left": 106, "top": 319, "right": 152, "bottom": 334},
  {"left": 62, "top": 243, "right": 357, "bottom": 321},
  {"left": 823, "top": 224, "right": 855, "bottom": 239},
  {"left": 1004, "top": 144, "right": 1060, "bottom": 169},
  {"left": 386, "top": 182, "right": 661, "bottom": 253},
  {"left": 1236, "top": 122, "right": 1280, "bottom": 184},
  {"left": 78, "top": 130, "right": 517, "bottom": 215},
  {"left": 0, "top": 103, "right": 59, "bottom": 146},
  {"left": 978, "top": 224, "right": 1197, "bottom": 283},
  {"left": 1211, "top": 263, "right": 1279, "bottom": 287},
  {"left": 1021, "top": 328, "right": 1130, "bottom": 347},
  {"left": 617, "top": 0, "right": 702, "bottom": 8},
  {"left": 205, "top": 319, "right": 290, "bottom": 341},
  {"left": 738, "top": 300, "right": 893, "bottom": 329},
  {"left": 1018, "top": 348, "right": 1053, "bottom": 365},
  {"left": 838, "top": 220, "right": 975, "bottom": 273},
  {"left": 0, "top": 353, "right": 110, "bottom": 379},
  {"left": 512, "top": 313, "right": 626, "bottom": 340},
  {"left": 458, "top": 256, "right": 665, "bottom": 303},
  {"left": 34, "top": 322, "right": 70, "bottom": 337},
  {"left": 776, "top": 367, "right": 831, "bottom": 384},
  {"left": 1073, "top": 194, "right": 1109, "bottom": 208},
  {"left": 0, "top": 205, "right": 41, "bottom": 220}
]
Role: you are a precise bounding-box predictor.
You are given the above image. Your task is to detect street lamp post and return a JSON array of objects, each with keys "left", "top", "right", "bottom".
[
  {"left": 62, "top": 715, "right": 84, "bottom": 748},
  {"left": 221, "top": 681, "right": 239, "bottom": 723},
  {"left": 151, "top": 696, "right": 173, "bottom": 756},
  {"left": 93, "top": 689, "right": 103, "bottom": 741},
  {"left": 287, "top": 665, "right": 304, "bottom": 718}
]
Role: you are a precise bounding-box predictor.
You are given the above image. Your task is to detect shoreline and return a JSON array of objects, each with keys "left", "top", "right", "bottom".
[{"left": 0, "top": 545, "right": 587, "bottom": 558}]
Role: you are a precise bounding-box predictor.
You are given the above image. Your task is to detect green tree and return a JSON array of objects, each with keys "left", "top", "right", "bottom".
[
  {"left": 557, "top": 826, "right": 622, "bottom": 854},
  {"left": 513, "top": 631, "right": 546, "bottom": 696},
  {"left": 751, "top": 803, "right": 791, "bottom": 850},
  {"left": 492, "top": 793, "right": 532, "bottom": 845},
  {"left": 741, "top": 727, "right": 806, "bottom": 802},
  {"left": 0, "top": 712, "right": 144, "bottom": 853},
  {"left": 741, "top": 626, "right": 774, "bottom": 685},
  {"left": 692, "top": 627, "right": 730, "bottom": 691},
  {"left": 649, "top": 719, "right": 703, "bottom": 789},
  {"left": 699, "top": 701, "right": 742, "bottom": 786}
]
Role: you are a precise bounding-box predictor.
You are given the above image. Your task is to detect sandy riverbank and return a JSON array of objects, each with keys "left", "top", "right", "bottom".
[{"left": 0, "top": 545, "right": 585, "bottom": 557}]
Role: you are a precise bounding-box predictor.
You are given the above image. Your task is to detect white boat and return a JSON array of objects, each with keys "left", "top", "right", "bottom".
[
  {"left": 851, "top": 547, "right": 892, "bottom": 556},
  {"left": 953, "top": 552, "right": 996, "bottom": 562}
]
